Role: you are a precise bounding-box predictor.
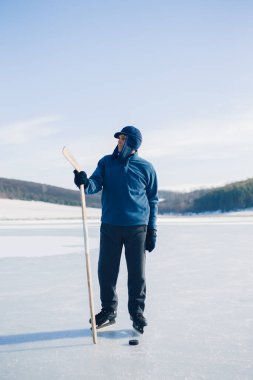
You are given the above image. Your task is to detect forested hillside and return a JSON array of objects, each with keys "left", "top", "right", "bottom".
[
  {"left": 188, "top": 178, "right": 253, "bottom": 213},
  {"left": 0, "top": 177, "right": 101, "bottom": 208},
  {"left": 158, "top": 189, "right": 209, "bottom": 213},
  {"left": 1, "top": 177, "right": 253, "bottom": 214}
]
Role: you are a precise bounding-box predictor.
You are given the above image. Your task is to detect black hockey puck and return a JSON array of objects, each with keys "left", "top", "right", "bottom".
[{"left": 129, "top": 339, "right": 139, "bottom": 346}]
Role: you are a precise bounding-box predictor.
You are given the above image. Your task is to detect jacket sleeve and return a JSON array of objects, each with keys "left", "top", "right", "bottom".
[
  {"left": 85, "top": 157, "right": 105, "bottom": 194},
  {"left": 146, "top": 166, "right": 159, "bottom": 229}
]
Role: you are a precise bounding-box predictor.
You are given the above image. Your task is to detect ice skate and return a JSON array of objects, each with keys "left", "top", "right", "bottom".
[
  {"left": 130, "top": 313, "right": 148, "bottom": 334},
  {"left": 90, "top": 308, "right": 117, "bottom": 329}
]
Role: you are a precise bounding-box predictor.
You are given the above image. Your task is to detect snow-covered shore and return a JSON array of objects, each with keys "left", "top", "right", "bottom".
[
  {"left": 1, "top": 198, "right": 253, "bottom": 224},
  {"left": 0, "top": 199, "right": 101, "bottom": 221}
]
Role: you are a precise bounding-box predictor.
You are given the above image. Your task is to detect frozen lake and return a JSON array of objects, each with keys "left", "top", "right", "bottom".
[{"left": 1, "top": 216, "right": 253, "bottom": 379}]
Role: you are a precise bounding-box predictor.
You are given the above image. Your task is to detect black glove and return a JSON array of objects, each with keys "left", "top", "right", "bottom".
[
  {"left": 73, "top": 170, "right": 89, "bottom": 189},
  {"left": 145, "top": 228, "right": 157, "bottom": 252}
]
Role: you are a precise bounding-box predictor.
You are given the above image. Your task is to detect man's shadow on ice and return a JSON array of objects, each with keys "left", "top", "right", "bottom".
[
  {"left": 0, "top": 328, "right": 136, "bottom": 347},
  {"left": 0, "top": 329, "right": 91, "bottom": 347}
]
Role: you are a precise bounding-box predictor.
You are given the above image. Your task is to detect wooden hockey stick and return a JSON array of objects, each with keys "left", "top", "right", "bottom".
[{"left": 62, "top": 147, "right": 97, "bottom": 344}]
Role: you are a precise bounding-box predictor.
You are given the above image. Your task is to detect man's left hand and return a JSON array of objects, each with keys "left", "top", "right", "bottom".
[{"left": 145, "top": 228, "right": 157, "bottom": 252}]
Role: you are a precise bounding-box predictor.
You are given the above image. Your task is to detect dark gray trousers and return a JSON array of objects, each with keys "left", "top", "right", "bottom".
[{"left": 98, "top": 223, "right": 147, "bottom": 315}]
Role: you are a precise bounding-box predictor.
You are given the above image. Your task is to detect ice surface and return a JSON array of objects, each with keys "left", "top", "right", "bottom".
[{"left": 1, "top": 200, "right": 253, "bottom": 379}]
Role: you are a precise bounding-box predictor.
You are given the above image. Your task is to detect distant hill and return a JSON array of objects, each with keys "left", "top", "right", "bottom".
[
  {"left": 0, "top": 177, "right": 101, "bottom": 208},
  {"left": 188, "top": 177, "right": 253, "bottom": 213},
  {"left": 1, "top": 177, "right": 253, "bottom": 214},
  {"left": 158, "top": 188, "right": 209, "bottom": 214},
  {"left": 158, "top": 178, "right": 253, "bottom": 213}
]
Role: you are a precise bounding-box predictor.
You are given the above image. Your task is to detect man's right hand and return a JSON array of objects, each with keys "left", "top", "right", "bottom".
[
  {"left": 74, "top": 170, "right": 89, "bottom": 189},
  {"left": 145, "top": 228, "right": 157, "bottom": 252}
]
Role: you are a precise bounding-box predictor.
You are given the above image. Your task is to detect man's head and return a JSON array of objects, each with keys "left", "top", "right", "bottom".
[{"left": 114, "top": 126, "right": 142, "bottom": 152}]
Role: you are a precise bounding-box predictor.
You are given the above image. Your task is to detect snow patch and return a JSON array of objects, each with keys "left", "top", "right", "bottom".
[{"left": 0, "top": 199, "right": 101, "bottom": 221}]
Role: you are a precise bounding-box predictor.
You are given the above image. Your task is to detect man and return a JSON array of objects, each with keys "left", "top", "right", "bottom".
[{"left": 74, "top": 126, "right": 158, "bottom": 333}]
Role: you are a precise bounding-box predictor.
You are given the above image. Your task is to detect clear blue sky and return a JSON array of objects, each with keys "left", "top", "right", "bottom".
[{"left": 1, "top": 0, "right": 253, "bottom": 191}]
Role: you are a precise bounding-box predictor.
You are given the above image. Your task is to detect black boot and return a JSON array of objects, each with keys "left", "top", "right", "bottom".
[
  {"left": 130, "top": 313, "right": 148, "bottom": 334},
  {"left": 90, "top": 308, "right": 117, "bottom": 328}
]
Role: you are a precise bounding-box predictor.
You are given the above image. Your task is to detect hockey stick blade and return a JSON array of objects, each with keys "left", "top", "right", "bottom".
[{"left": 62, "top": 146, "right": 82, "bottom": 172}]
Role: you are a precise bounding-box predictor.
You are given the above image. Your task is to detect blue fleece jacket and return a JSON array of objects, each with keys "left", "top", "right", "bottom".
[{"left": 85, "top": 151, "right": 158, "bottom": 229}]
